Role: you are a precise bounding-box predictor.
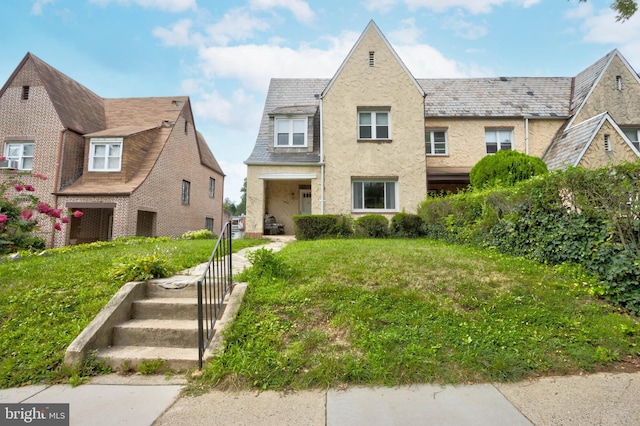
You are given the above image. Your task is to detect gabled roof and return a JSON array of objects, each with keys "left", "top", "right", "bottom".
[
  {"left": 0, "top": 53, "right": 106, "bottom": 134},
  {"left": 542, "top": 112, "right": 640, "bottom": 170},
  {"left": 246, "top": 78, "right": 328, "bottom": 165},
  {"left": 420, "top": 77, "right": 572, "bottom": 118},
  {"left": 322, "top": 20, "right": 425, "bottom": 98},
  {"left": 197, "top": 131, "right": 224, "bottom": 175}
]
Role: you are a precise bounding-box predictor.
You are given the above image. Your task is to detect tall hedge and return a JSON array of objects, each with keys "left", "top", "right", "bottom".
[{"left": 469, "top": 149, "right": 548, "bottom": 189}]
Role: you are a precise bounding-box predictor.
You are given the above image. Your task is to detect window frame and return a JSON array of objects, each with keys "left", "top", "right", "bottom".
[
  {"left": 4, "top": 142, "right": 35, "bottom": 170},
  {"left": 209, "top": 177, "right": 216, "bottom": 198},
  {"left": 205, "top": 217, "right": 214, "bottom": 232},
  {"left": 622, "top": 127, "right": 640, "bottom": 151},
  {"left": 358, "top": 110, "right": 390, "bottom": 140},
  {"left": 89, "top": 137, "right": 123, "bottom": 172},
  {"left": 485, "top": 129, "right": 513, "bottom": 154},
  {"left": 351, "top": 179, "right": 398, "bottom": 212},
  {"left": 274, "top": 116, "right": 308, "bottom": 147},
  {"left": 425, "top": 129, "right": 448, "bottom": 155},
  {"left": 181, "top": 180, "right": 191, "bottom": 205}
]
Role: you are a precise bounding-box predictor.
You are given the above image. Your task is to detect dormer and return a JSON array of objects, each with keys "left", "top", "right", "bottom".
[{"left": 268, "top": 105, "right": 318, "bottom": 154}]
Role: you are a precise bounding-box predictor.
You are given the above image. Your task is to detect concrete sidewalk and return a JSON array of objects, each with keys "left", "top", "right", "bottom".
[{"left": 2, "top": 371, "right": 639, "bottom": 425}]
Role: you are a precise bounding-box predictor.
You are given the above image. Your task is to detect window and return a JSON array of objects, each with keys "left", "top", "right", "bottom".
[
  {"left": 616, "top": 75, "right": 622, "bottom": 91},
  {"left": 485, "top": 129, "right": 513, "bottom": 154},
  {"left": 623, "top": 128, "right": 640, "bottom": 151},
  {"left": 21, "top": 86, "right": 29, "bottom": 100},
  {"left": 358, "top": 111, "right": 389, "bottom": 139},
  {"left": 275, "top": 117, "right": 307, "bottom": 147},
  {"left": 4, "top": 142, "right": 34, "bottom": 170},
  {"left": 209, "top": 177, "right": 216, "bottom": 198},
  {"left": 181, "top": 180, "right": 190, "bottom": 205},
  {"left": 352, "top": 180, "right": 397, "bottom": 211},
  {"left": 89, "top": 138, "right": 122, "bottom": 171},
  {"left": 205, "top": 217, "right": 214, "bottom": 232},
  {"left": 426, "top": 130, "right": 448, "bottom": 155},
  {"left": 604, "top": 134, "right": 612, "bottom": 152},
  {"left": 369, "top": 51, "right": 375, "bottom": 67}
]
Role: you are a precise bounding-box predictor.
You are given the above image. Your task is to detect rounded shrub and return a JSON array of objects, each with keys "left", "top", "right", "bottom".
[
  {"left": 469, "top": 150, "right": 547, "bottom": 190},
  {"left": 390, "top": 212, "right": 424, "bottom": 238},
  {"left": 355, "top": 214, "right": 389, "bottom": 238}
]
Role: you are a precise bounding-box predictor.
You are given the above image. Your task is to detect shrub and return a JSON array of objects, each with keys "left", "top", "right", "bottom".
[
  {"left": 390, "top": 213, "right": 424, "bottom": 238},
  {"left": 354, "top": 214, "right": 389, "bottom": 238},
  {"left": 469, "top": 149, "right": 548, "bottom": 190},
  {"left": 293, "top": 215, "right": 353, "bottom": 240},
  {"left": 245, "top": 248, "right": 293, "bottom": 280},
  {"left": 181, "top": 229, "right": 215, "bottom": 240},
  {"left": 109, "top": 250, "right": 173, "bottom": 282}
]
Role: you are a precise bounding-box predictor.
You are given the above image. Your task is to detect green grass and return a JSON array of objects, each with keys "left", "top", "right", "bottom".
[
  {"left": 0, "top": 236, "right": 267, "bottom": 389},
  {"left": 192, "top": 239, "right": 640, "bottom": 392}
]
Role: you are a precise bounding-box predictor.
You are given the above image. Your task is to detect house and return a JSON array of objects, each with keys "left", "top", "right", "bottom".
[
  {"left": 244, "top": 20, "right": 640, "bottom": 237},
  {"left": 0, "top": 53, "right": 225, "bottom": 248}
]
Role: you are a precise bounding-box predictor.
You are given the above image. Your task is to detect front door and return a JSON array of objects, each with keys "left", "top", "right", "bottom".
[{"left": 300, "top": 189, "right": 312, "bottom": 214}]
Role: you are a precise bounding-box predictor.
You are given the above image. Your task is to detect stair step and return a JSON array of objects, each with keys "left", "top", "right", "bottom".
[
  {"left": 133, "top": 298, "right": 199, "bottom": 320},
  {"left": 97, "top": 346, "right": 200, "bottom": 372},
  {"left": 146, "top": 278, "right": 199, "bottom": 299},
  {"left": 112, "top": 319, "right": 202, "bottom": 348}
]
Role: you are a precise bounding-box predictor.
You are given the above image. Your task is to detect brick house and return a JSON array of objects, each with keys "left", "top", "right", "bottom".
[
  {"left": 0, "top": 53, "right": 225, "bottom": 247},
  {"left": 244, "top": 20, "right": 640, "bottom": 237}
]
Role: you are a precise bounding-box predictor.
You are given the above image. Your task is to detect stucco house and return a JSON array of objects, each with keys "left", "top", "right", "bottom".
[
  {"left": 0, "top": 53, "right": 225, "bottom": 248},
  {"left": 245, "top": 20, "right": 640, "bottom": 237}
]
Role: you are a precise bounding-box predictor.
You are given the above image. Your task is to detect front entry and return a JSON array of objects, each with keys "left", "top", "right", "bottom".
[{"left": 300, "top": 189, "right": 312, "bottom": 214}]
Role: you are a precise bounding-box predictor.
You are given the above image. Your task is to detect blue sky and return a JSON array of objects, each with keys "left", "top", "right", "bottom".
[{"left": 2, "top": 0, "right": 640, "bottom": 203}]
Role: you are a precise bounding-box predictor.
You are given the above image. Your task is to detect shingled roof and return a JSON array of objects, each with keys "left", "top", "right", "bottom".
[{"left": 542, "top": 113, "right": 608, "bottom": 170}]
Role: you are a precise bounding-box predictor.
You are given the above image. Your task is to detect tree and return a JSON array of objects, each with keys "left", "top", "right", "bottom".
[
  {"left": 235, "top": 178, "right": 247, "bottom": 215},
  {"left": 578, "top": 0, "right": 638, "bottom": 22},
  {"left": 223, "top": 198, "right": 237, "bottom": 215}
]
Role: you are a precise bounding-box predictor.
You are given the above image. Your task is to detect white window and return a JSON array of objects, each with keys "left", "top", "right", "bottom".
[
  {"left": 4, "top": 142, "right": 35, "bottom": 170},
  {"left": 616, "top": 75, "right": 622, "bottom": 91},
  {"left": 604, "top": 134, "right": 612, "bottom": 152},
  {"left": 359, "top": 111, "right": 390, "bottom": 139},
  {"left": 275, "top": 117, "right": 307, "bottom": 147},
  {"left": 89, "top": 138, "right": 122, "bottom": 171},
  {"left": 352, "top": 180, "right": 397, "bottom": 211},
  {"left": 182, "top": 180, "right": 190, "bottom": 205},
  {"left": 426, "top": 130, "right": 448, "bottom": 155},
  {"left": 623, "top": 128, "right": 640, "bottom": 151},
  {"left": 485, "top": 129, "right": 513, "bottom": 154}
]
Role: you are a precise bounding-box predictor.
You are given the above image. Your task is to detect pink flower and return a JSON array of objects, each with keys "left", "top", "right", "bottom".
[
  {"left": 50, "top": 209, "right": 62, "bottom": 219},
  {"left": 25, "top": 185, "right": 35, "bottom": 192},
  {"left": 21, "top": 210, "right": 33, "bottom": 220},
  {"left": 54, "top": 223, "right": 62, "bottom": 231},
  {"left": 14, "top": 184, "right": 24, "bottom": 192},
  {"left": 32, "top": 173, "right": 48, "bottom": 181},
  {"left": 61, "top": 216, "right": 70, "bottom": 224},
  {"left": 0, "top": 214, "right": 7, "bottom": 224},
  {"left": 73, "top": 210, "right": 84, "bottom": 218},
  {"left": 36, "top": 201, "right": 50, "bottom": 214},
  {"left": 0, "top": 156, "right": 5, "bottom": 161}
]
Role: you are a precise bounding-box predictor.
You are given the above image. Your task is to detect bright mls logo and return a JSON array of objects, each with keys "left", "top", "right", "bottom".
[{"left": 1, "top": 404, "right": 69, "bottom": 425}]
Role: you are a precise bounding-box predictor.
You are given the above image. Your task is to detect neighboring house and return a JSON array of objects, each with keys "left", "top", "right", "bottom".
[
  {"left": 0, "top": 53, "right": 225, "bottom": 248},
  {"left": 245, "top": 20, "right": 640, "bottom": 238}
]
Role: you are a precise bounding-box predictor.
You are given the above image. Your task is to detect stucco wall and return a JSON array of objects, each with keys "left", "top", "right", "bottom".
[
  {"left": 579, "top": 121, "right": 639, "bottom": 169},
  {"left": 322, "top": 25, "right": 426, "bottom": 215},
  {"left": 575, "top": 56, "right": 640, "bottom": 126}
]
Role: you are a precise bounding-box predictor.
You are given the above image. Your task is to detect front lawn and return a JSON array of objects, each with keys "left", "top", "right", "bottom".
[
  {"left": 0, "top": 236, "right": 266, "bottom": 389},
  {"left": 193, "top": 239, "right": 640, "bottom": 392}
]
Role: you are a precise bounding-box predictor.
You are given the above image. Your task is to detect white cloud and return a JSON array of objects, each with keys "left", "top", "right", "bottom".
[
  {"left": 193, "top": 88, "right": 262, "bottom": 130},
  {"left": 31, "top": 0, "right": 54, "bottom": 15},
  {"left": 366, "top": 0, "right": 541, "bottom": 14},
  {"left": 396, "top": 44, "right": 485, "bottom": 78},
  {"left": 205, "top": 9, "right": 270, "bottom": 46},
  {"left": 153, "top": 19, "right": 198, "bottom": 47},
  {"left": 89, "top": 0, "right": 197, "bottom": 12},
  {"left": 218, "top": 160, "right": 247, "bottom": 204},
  {"left": 444, "top": 12, "right": 488, "bottom": 40},
  {"left": 249, "top": 0, "right": 314, "bottom": 23},
  {"left": 388, "top": 18, "right": 422, "bottom": 44}
]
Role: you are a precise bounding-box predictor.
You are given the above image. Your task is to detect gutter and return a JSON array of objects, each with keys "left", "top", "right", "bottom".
[{"left": 50, "top": 129, "right": 65, "bottom": 248}]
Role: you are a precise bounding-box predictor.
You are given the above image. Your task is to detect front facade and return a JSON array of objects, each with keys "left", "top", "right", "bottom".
[
  {"left": 0, "top": 53, "right": 225, "bottom": 247},
  {"left": 245, "top": 21, "right": 640, "bottom": 237}
]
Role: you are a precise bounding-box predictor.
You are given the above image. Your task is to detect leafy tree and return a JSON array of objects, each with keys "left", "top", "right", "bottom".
[
  {"left": 224, "top": 198, "right": 237, "bottom": 215},
  {"left": 469, "top": 150, "right": 548, "bottom": 190},
  {"left": 235, "top": 178, "right": 247, "bottom": 215},
  {"left": 578, "top": 0, "right": 638, "bottom": 21}
]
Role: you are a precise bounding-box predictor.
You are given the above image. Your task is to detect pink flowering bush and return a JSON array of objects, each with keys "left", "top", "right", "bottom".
[{"left": 0, "top": 158, "right": 82, "bottom": 254}]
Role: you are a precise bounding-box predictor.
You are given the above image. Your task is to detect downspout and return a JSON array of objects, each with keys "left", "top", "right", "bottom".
[
  {"left": 50, "top": 128, "right": 66, "bottom": 248},
  {"left": 525, "top": 117, "right": 529, "bottom": 155},
  {"left": 319, "top": 96, "right": 325, "bottom": 214}
]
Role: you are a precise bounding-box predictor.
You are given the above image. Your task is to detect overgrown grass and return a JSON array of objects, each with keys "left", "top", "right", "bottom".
[
  {"left": 192, "top": 239, "right": 640, "bottom": 392},
  {"left": 0, "top": 236, "right": 267, "bottom": 389}
]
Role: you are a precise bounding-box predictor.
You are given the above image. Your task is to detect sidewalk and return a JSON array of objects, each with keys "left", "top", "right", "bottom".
[{"left": 2, "top": 371, "right": 639, "bottom": 425}]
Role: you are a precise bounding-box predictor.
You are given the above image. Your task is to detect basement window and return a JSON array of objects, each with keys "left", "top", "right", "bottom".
[{"left": 21, "top": 86, "right": 29, "bottom": 100}]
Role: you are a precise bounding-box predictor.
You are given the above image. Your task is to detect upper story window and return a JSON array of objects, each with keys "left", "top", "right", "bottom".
[
  {"left": 622, "top": 128, "right": 640, "bottom": 151},
  {"left": 182, "top": 180, "right": 190, "bottom": 205},
  {"left": 485, "top": 129, "right": 513, "bottom": 154},
  {"left": 275, "top": 117, "right": 308, "bottom": 147},
  {"left": 369, "top": 51, "right": 375, "bottom": 67},
  {"left": 604, "top": 134, "right": 612, "bottom": 152},
  {"left": 426, "top": 129, "right": 448, "bottom": 155},
  {"left": 358, "top": 111, "right": 390, "bottom": 140},
  {"left": 4, "top": 142, "right": 34, "bottom": 170},
  {"left": 616, "top": 75, "right": 622, "bottom": 91},
  {"left": 352, "top": 179, "right": 397, "bottom": 212},
  {"left": 209, "top": 177, "right": 216, "bottom": 198},
  {"left": 89, "top": 138, "right": 122, "bottom": 172},
  {"left": 21, "top": 86, "right": 30, "bottom": 100}
]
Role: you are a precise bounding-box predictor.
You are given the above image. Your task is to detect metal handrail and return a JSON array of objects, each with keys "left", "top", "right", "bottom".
[{"left": 197, "top": 221, "right": 233, "bottom": 369}]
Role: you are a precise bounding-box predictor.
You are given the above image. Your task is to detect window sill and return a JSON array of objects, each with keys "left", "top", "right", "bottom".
[
  {"left": 357, "top": 139, "right": 393, "bottom": 144},
  {"left": 352, "top": 209, "right": 398, "bottom": 214},
  {"left": 426, "top": 154, "right": 449, "bottom": 157}
]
